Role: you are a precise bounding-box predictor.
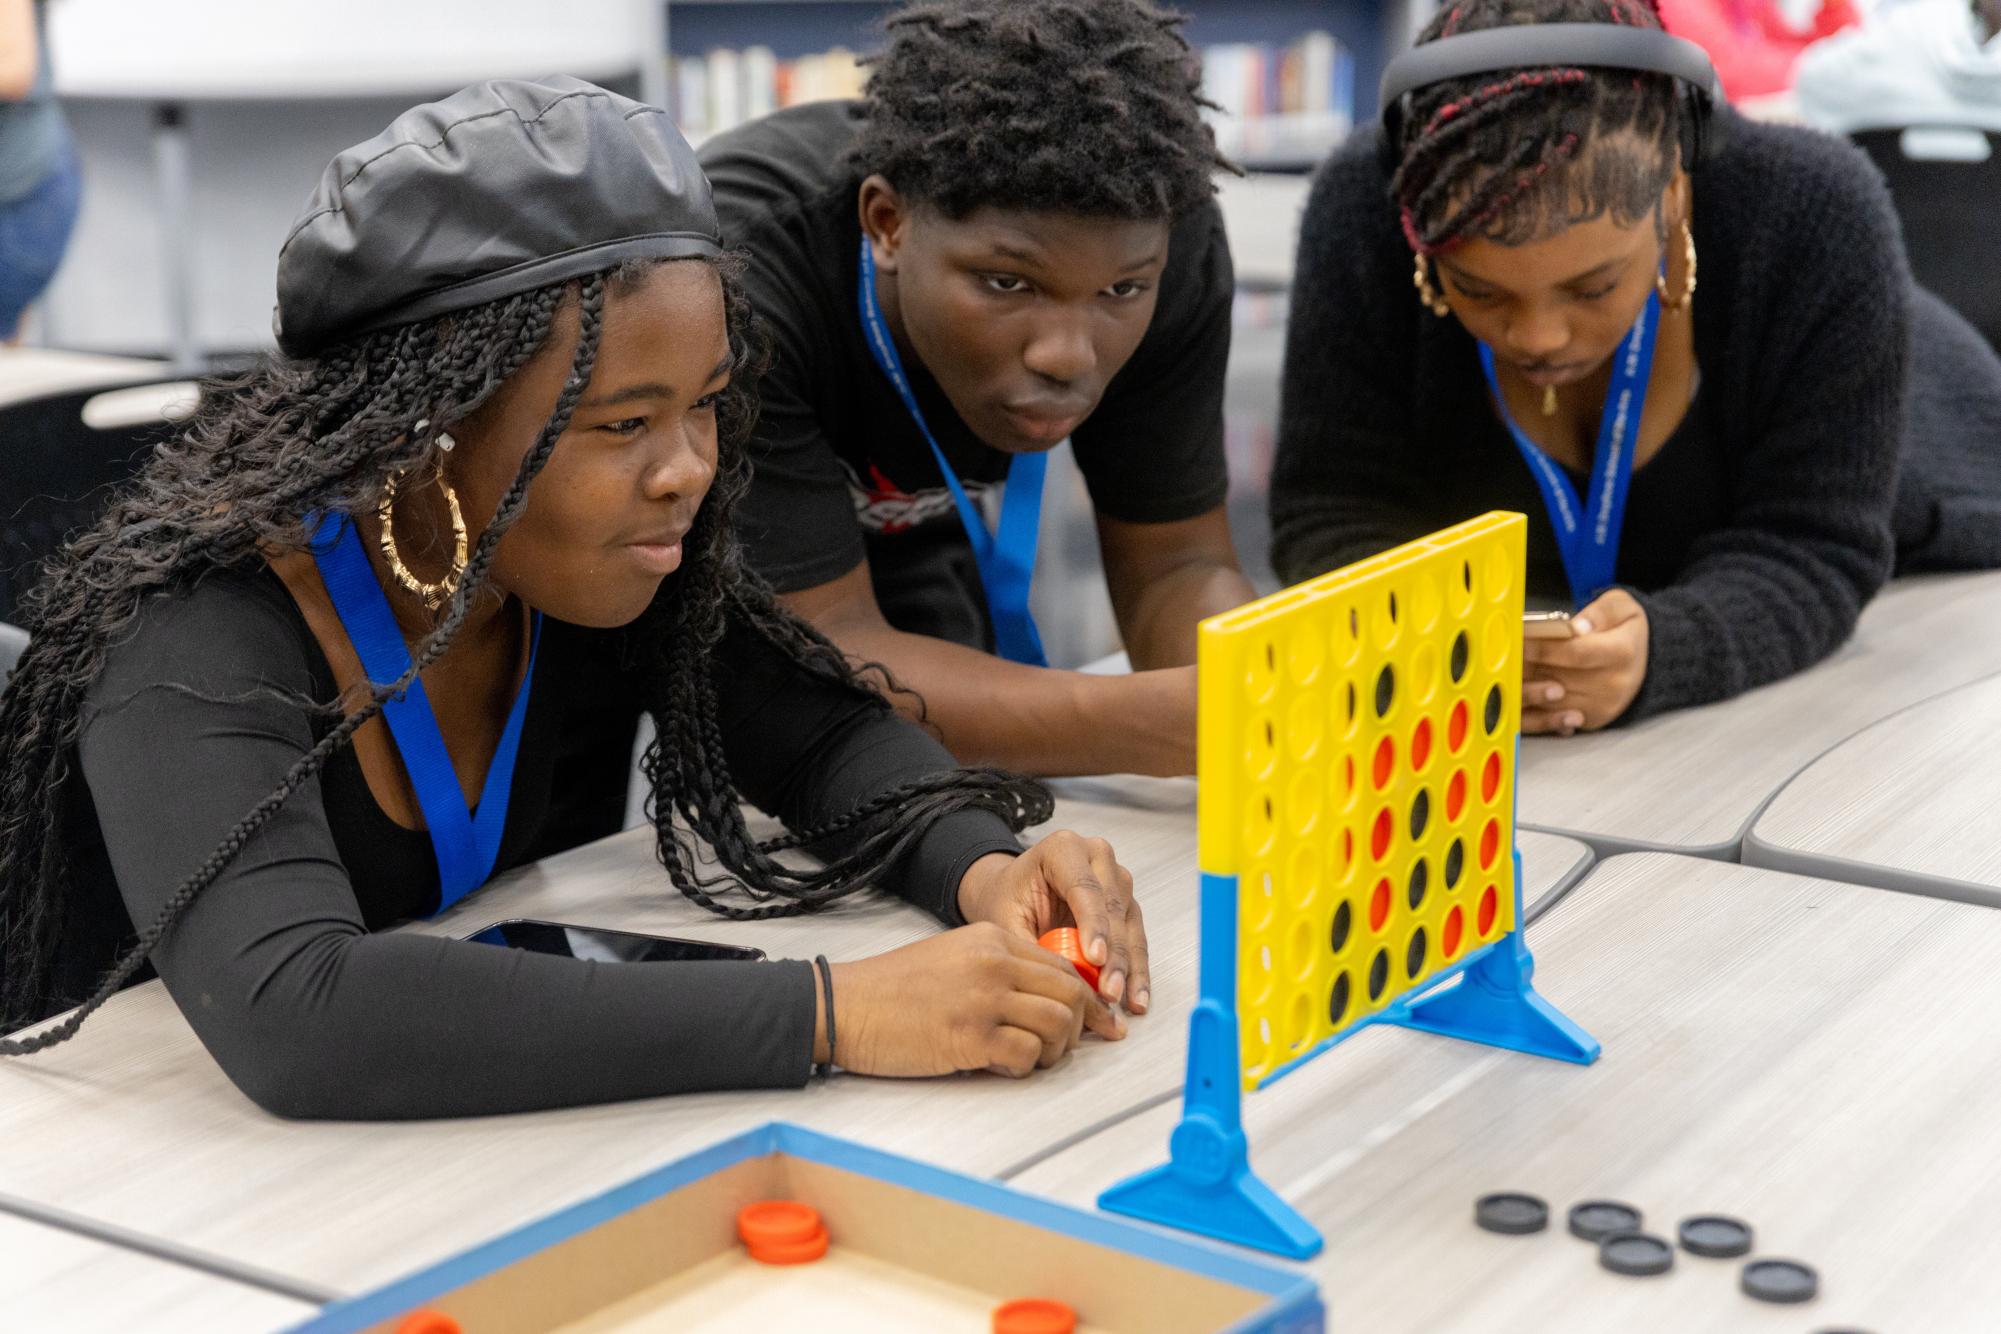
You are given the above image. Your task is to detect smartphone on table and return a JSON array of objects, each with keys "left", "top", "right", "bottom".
[
  {"left": 1523, "top": 610, "right": 1578, "bottom": 641},
  {"left": 463, "top": 918, "right": 766, "bottom": 964}
]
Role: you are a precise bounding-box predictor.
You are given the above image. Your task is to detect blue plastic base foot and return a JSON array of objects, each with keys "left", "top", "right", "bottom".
[
  {"left": 1388, "top": 931, "right": 1600, "bottom": 1065},
  {"left": 1097, "top": 1111, "right": 1323, "bottom": 1260}
]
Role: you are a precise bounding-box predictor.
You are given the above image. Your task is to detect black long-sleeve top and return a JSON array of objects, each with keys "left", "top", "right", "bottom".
[
  {"left": 49, "top": 566, "right": 1020, "bottom": 1119},
  {"left": 1272, "top": 115, "right": 2001, "bottom": 721}
]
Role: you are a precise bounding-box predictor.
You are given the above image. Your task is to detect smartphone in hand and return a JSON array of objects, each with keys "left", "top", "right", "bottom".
[{"left": 1523, "top": 610, "right": 1578, "bottom": 641}]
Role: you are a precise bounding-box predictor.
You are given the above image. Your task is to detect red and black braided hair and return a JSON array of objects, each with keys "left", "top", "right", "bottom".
[{"left": 1390, "top": 0, "right": 1688, "bottom": 256}]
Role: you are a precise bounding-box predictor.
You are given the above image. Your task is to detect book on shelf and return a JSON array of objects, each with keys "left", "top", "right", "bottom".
[
  {"left": 1202, "top": 31, "right": 1354, "bottom": 167},
  {"left": 671, "top": 30, "right": 1352, "bottom": 166},
  {"left": 670, "top": 46, "right": 865, "bottom": 139}
]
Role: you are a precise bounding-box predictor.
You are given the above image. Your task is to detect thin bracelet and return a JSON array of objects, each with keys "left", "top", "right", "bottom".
[{"left": 815, "top": 955, "right": 837, "bottom": 1079}]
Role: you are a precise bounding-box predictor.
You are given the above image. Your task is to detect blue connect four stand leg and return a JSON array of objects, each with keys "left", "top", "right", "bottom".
[
  {"left": 1100, "top": 843, "right": 1598, "bottom": 1259},
  {"left": 1099, "top": 874, "right": 1324, "bottom": 1260},
  {"left": 1387, "top": 848, "right": 1599, "bottom": 1065}
]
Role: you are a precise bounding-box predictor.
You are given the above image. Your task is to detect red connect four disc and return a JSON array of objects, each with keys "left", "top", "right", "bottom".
[
  {"left": 396, "top": 1314, "right": 461, "bottom": 1334},
  {"left": 746, "top": 1229, "right": 829, "bottom": 1265},
  {"left": 1038, "top": 928, "right": 1101, "bottom": 992},
  {"left": 993, "top": 1297, "right": 1078, "bottom": 1334},
  {"left": 737, "top": 1200, "right": 829, "bottom": 1265}
]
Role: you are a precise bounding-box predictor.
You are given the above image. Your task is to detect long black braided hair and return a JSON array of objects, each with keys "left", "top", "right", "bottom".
[
  {"left": 0, "top": 255, "right": 1050, "bottom": 1043},
  {"left": 1390, "top": 0, "right": 1686, "bottom": 257}
]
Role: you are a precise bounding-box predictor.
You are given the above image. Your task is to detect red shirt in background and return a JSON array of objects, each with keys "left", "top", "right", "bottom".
[{"left": 1658, "top": 0, "right": 1861, "bottom": 99}]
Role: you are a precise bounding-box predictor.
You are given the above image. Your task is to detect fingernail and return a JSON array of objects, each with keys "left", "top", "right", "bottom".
[
  {"left": 1134, "top": 988, "right": 1150, "bottom": 1010},
  {"left": 1544, "top": 684, "right": 1564, "bottom": 702},
  {"left": 1105, "top": 971, "right": 1126, "bottom": 1004},
  {"left": 1564, "top": 712, "right": 1583, "bottom": 728},
  {"left": 1090, "top": 938, "right": 1109, "bottom": 965},
  {"left": 1573, "top": 618, "right": 1593, "bottom": 634}
]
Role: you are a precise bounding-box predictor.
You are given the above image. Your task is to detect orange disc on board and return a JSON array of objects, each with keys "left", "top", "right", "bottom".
[
  {"left": 737, "top": 1200, "right": 823, "bottom": 1250},
  {"left": 395, "top": 1313, "right": 462, "bottom": 1334},
  {"left": 1037, "top": 928, "right": 1101, "bottom": 992},
  {"left": 993, "top": 1297, "right": 1078, "bottom": 1334},
  {"left": 746, "top": 1226, "right": 830, "bottom": 1266}
]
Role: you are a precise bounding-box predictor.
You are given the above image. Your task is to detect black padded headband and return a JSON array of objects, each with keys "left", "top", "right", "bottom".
[{"left": 1379, "top": 23, "right": 1722, "bottom": 111}]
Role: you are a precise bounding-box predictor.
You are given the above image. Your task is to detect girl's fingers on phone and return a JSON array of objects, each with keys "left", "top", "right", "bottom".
[
  {"left": 1525, "top": 633, "right": 1631, "bottom": 671},
  {"left": 1522, "top": 706, "right": 1585, "bottom": 736},
  {"left": 1523, "top": 676, "right": 1567, "bottom": 705}
]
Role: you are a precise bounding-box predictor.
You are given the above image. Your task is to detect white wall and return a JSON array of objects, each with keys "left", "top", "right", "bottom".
[
  {"left": 48, "top": 0, "right": 651, "bottom": 99},
  {"left": 41, "top": 98, "right": 422, "bottom": 353},
  {"left": 41, "top": 0, "right": 651, "bottom": 356}
]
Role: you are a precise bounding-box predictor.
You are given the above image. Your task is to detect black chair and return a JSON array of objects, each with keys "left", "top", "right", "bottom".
[
  {"left": 0, "top": 380, "right": 184, "bottom": 624},
  {"left": 1852, "top": 127, "right": 2001, "bottom": 355}
]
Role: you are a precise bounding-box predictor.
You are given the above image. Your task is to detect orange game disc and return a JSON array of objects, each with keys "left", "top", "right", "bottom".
[
  {"left": 993, "top": 1297, "right": 1078, "bottom": 1334},
  {"left": 1038, "top": 928, "right": 1101, "bottom": 992},
  {"left": 737, "top": 1200, "right": 823, "bottom": 1249},
  {"left": 746, "top": 1226, "right": 830, "bottom": 1265},
  {"left": 395, "top": 1313, "right": 461, "bottom": 1334}
]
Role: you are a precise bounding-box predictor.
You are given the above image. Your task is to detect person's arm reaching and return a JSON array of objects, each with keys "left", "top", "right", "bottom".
[
  {"left": 715, "top": 602, "right": 1151, "bottom": 1013},
  {"left": 78, "top": 580, "right": 821, "bottom": 1119},
  {"left": 778, "top": 561, "right": 1197, "bottom": 777},
  {"left": 735, "top": 287, "right": 1201, "bottom": 774},
  {"left": 1075, "top": 203, "right": 1254, "bottom": 667},
  {"left": 76, "top": 577, "right": 1137, "bottom": 1117},
  {"left": 1096, "top": 506, "right": 1254, "bottom": 670}
]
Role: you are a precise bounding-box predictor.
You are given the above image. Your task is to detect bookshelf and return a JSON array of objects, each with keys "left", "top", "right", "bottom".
[{"left": 655, "top": 0, "right": 1412, "bottom": 173}]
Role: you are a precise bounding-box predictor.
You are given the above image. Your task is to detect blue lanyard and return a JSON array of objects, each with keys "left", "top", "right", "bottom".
[
  {"left": 856, "top": 237, "right": 1049, "bottom": 666},
  {"left": 307, "top": 512, "right": 541, "bottom": 912},
  {"left": 1479, "top": 290, "right": 1661, "bottom": 607}
]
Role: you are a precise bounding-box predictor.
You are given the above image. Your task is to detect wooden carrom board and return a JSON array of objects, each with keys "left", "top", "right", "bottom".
[{"left": 289, "top": 1123, "right": 1322, "bottom": 1333}]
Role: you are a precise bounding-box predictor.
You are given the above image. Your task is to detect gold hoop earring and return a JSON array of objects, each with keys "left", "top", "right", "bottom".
[
  {"left": 1657, "top": 222, "right": 1697, "bottom": 313},
  {"left": 377, "top": 469, "right": 468, "bottom": 610},
  {"left": 1412, "top": 254, "right": 1451, "bottom": 318}
]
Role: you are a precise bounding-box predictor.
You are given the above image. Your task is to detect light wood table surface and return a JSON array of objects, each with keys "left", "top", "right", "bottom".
[
  {"left": 0, "top": 347, "right": 168, "bottom": 409},
  {"left": 1013, "top": 853, "right": 2001, "bottom": 1333},
  {"left": 0, "top": 779, "right": 1587, "bottom": 1303},
  {"left": 0, "top": 1211, "right": 311, "bottom": 1332},
  {"left": 1517, "top": 571, "right": 2001, "bottom": 855},
  {"left": 1745, "top": 670, "right": 2001, "bottom": 904}
]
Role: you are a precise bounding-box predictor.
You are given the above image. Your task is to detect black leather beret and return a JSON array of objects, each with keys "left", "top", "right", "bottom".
[{"left": 273, "top": 76, "right": 721, "bottom": 357}]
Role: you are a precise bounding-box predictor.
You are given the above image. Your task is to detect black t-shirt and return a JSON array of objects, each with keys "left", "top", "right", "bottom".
[
  {"left": 49, "top": 566, "right": 1019, "bottom": 1118},
  {"left": 700, "top": 101, "right": 1236, "bottom": 650}
]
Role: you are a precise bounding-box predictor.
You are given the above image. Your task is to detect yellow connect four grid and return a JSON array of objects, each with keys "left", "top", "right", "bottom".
[{"left": 1197, "top": 513, "right": 1528, "bottom": 1088}]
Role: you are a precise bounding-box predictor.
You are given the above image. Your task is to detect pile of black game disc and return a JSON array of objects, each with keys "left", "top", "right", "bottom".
[{"left": 1473, "top": 1191, "right": 1857, "bottom": 1327}]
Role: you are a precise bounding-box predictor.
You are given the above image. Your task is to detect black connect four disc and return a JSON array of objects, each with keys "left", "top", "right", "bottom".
[
  {"left": 1568, "top": 1199, "right": 1643, "bottom": 1242},
  {"left": 1599, "top": 1231, "right": 1675, "bottom": 1277},
  {"left": 1742, "top": 1258, "right": 1819, "bottom": 1304},
  {"left": 1474, "top": 1192, "right": 1549, "bottom": 1235},
  {"left": 1678, "top": 1215, "right": 1754, "bottom": 1258}
]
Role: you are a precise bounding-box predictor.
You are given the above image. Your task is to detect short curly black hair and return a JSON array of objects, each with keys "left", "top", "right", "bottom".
[{"left": 852, "top": 0, "right": 1232, "bottom": 220}]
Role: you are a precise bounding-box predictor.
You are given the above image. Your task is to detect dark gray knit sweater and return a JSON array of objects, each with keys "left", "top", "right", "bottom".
[{"left": 1272, "top": 114, "right": 2001, "bottom": 722}]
